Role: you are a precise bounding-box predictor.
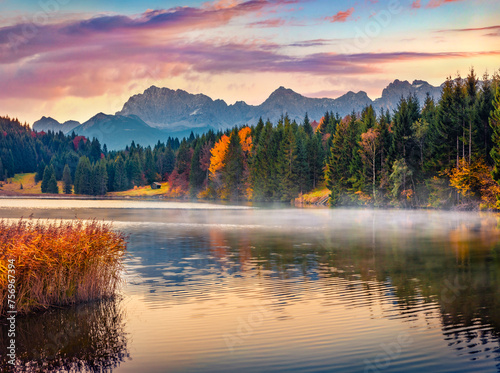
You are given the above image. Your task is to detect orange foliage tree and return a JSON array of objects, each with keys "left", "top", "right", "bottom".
[
  {"left": 238, "top": 126, "right": 253, "bottom": 154},
  {"left": 209, "top": 134, "right": 230, "bottom": 176},
  {"left": 208, "top": 127, "right": 253, "bottom": 199}
]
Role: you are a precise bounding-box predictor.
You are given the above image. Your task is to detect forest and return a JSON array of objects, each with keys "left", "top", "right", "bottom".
[{"left": 1, "top": 68, "right": 499, "bottom": 209}]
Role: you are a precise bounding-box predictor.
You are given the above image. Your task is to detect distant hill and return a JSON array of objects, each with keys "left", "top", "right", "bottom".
[
  {"left": 70, "top": 113, "right": 168, "bottom": 150},
  {"left": 33, "top": 116, "right": 80, "bottom": 133},
  {"left": 33, "top": 79, "right": 443, "bottom": 150}
]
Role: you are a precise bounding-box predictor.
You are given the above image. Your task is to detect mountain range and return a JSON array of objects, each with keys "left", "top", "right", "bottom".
[{"left": 33, "top": 79, "right": 443, "bottom": 150}]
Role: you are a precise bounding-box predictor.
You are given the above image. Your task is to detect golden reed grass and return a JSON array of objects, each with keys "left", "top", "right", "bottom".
[{"left": 0, "top": 220, "right": 127, "bottom": 315}]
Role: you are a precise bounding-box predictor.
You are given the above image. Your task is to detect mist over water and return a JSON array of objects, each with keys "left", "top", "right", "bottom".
[{"left": 1, "top": 199, "right": 500, "bottom": 372}]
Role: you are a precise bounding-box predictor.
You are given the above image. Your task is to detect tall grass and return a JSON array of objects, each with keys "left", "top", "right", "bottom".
[{"left": 0, "top": 220, "right": 127, "bottom": 315}]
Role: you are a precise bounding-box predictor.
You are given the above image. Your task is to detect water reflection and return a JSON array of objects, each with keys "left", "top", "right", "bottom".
[
  {"left": 121, "top": 213, "right": 500, "bottom": 372},
  {"left": 2, "top": 202, "right": 500, "bottom": 372},
  {"left": 0, "top": 298, "right": 129, "bottom": 372}
]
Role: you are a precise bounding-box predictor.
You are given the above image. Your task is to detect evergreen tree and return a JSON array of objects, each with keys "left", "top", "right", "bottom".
[
  {"left": 175, "top": 140, "right": 192, "bottom": 176},
  {"left": 222, "top": 130, "right": 245, "bottom": 200},
  {"left": 62, "top": 164, "right": 72, "bottom": 194},
  {"left": 144, "top": 147, "right": 157, "bottom": 184},
  {"left": 164, "top": 146, "right": 176, "bottom": 176},
  {"left": 465, "top": 67, "right": 478, "bottom": 163},
  {"left": 295, "top": 129, "right": 311, "bottom": 194},
  {"left": 390, "top": 95, "right": 420, "bottom": 170},
  {"left": 90, "top": 138, "right": 102, "bottom": 163},
  {"left": 276, "top": 122, "right": 298, "bottom": 201},
  {"left": 126, "top": 153, "right": 143, "bottom": 187},
  {"left": 41, "top": 165, "right": 51, "bottom": 193},
  {"left": 362, "top": 105, "right": 377, "bottom": 130},
  {"left": 113, "top": 156, "right": 128, "bottom": 191},
  {"left": 476, "top": 72, "right": 495, "bottom": 163},
  {"left": 189, "top": 141, "right": 206, "bottom": 196},
  {"left": 47, "top": 173, "right": 59, "bottom": 194},
  {"left": 41, "top": 165, "right": 58, "bottom": 194},
  {"left": 92, "top": 160, "right": 108, "bottom": 195},
  {"left": 35, "top": 160, "right": 46, "bottom": 183},
  {"left": 74, "top": 156, "right": 92, "bottom": 195},
  {"left": 307, "top": 132, "right": 325, "bottom": 189},
  {"left": 452, "top": 74, "right": 467, "bottom": 162},
  {"left": 490, "top": 86, "right": 500, "bottom": 181},
  {"left": 431, "top": 77, "right": 458, "bottom": 169},
  {"left": 303, "top": 113, "right": 313, "bottom": 137}
]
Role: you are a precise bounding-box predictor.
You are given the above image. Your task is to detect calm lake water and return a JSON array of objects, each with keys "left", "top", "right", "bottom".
[{"left": 1, "top": 199, "right": 500, "bottom": 372}]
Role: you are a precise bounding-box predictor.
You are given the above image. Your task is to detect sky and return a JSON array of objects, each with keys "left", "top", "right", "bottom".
[{"left": 0, "top": 0, "right": 499, "bottom": 125}]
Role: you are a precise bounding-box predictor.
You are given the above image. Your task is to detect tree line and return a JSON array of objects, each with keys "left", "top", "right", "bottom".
[{"left": 1, "top": 67, "right": 499, "bottom": 208}]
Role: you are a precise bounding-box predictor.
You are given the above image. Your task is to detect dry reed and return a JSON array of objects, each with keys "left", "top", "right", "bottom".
[{"left": 0, "top": 219, "right": 127, "bottom": 315}]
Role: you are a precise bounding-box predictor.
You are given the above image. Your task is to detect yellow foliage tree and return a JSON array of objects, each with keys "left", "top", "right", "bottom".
[{"left": 448, "top": 158, "right": 500, "bottom": 208}]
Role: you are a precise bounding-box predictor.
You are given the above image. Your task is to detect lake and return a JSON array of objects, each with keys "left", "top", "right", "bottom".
[{"left": 1, "top": 199, "right": 500, "bottom": 372}]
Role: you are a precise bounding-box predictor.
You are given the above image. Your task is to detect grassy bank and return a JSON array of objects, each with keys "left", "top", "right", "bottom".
[
  {"left": 0, "top": 220, "right": 127, "bottom": 315},
  {"left": 0, "top": 173, "right": 64, "bottom": 195},
  {"left": 107, "top": 182, "right": 170, "bottom": 197}
]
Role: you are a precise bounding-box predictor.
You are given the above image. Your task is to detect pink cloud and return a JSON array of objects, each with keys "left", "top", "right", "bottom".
[
  {"left": 0, "top": 0, "right": 498, "bottom": 103},
  {"left": 411, "top": 0, "right": 421, "bottom": 9},
  {"left": 248, "top": 17, "right": 287, "bottom": 27},
  {"left": 426, "top": 0, "right": 465, "bottom": 9},
  {"left": 325, "top": 7, "right": 355, "bottom": 23},
  {"left": 436, "top": 24, "right": 500, "bottom": 34},
  {"left": 248, "top": 17, "right": 305, "bottom": 27}
]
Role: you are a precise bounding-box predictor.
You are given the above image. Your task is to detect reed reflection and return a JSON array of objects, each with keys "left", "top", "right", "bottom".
[{"left": 0, "top": 298, "right": 129, "bottom": 372}]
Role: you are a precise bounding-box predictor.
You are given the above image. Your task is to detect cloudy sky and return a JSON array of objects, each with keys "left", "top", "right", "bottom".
[{"left": 0, "top": 0, "right": 499, "bottom": 124}]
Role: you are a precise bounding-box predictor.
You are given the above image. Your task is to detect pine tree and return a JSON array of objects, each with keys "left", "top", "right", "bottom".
[
  {"left": 41, "top": 165, "right": 51, "bottom": 193},
  {"left": 390, "top": 95, "right": 420, "bottom": 170},
  {"left": 222, "top": 130, "right": 245, "bottom": 200},
  {"left": 175, "top": 140, "right": 192, "bottom": 176},
  {"left": 164, "top": 146, "right": 176, "bottom": 176},
  {"left": 490, "top": 86, "right": 500, "bottom": 181},
  {"left": 190, "top": 141, "right": 206, "bottom": 196},
  {"left": 144, "top": 147, "right": 157, "bottom": 184},
  {"left": 303, "top": 113, "right": 313, "bottom": 137},
  {"left": 113, "top": 156, "right": 128, "bottom": 191},
  {"left": 362, "top": 105, "right": 377, "bottom": 130},
  {"left": 476, "top": 72, "right": 495, "bottom": 163},
  {"left": 295, "top": 129, "right": 311, "bottom": 194},
  {"left": 90, "top": 138, "right": 102, "bottom": 163},
  {"left": 47, "top": 173, "right": 59, "bottom": 194},
  {"left": 62, "top": 164, "right": 72, "bottom": 194},
  {"left": 276, "top": 121, "right": 298, "bottom": 201},
  {"left": 35, "top": 160, "right": 46, "bottom": 183},
  {"left": 431, "top": 77, "right": 457, "bottom": 169},
  {"left": 309, "top": 132, "right": 325, "bottom": 189},
  {"left": 465, "top": 67, "right": 478, "bottom": 163},
  {"left": 42, "top": 165, "right": 58, "bottom": 194},
  {"left": 127, "top": 153, "right": 143, "bottom": 187},
  {"left": 92, "top": 160, "right": 108, "bottom": 195},
  {"left": 74, "top": 156, "right": 92, "bottom": 195}
]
